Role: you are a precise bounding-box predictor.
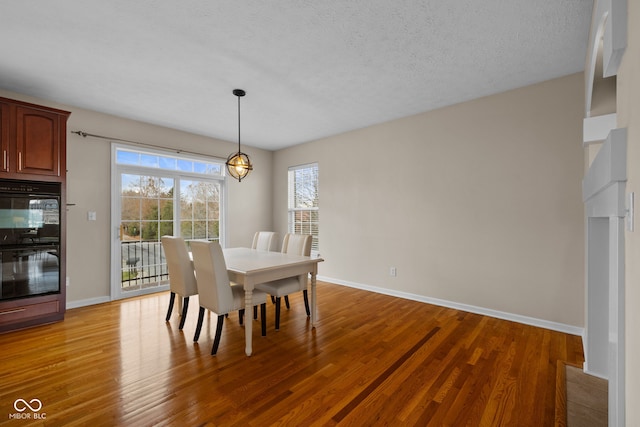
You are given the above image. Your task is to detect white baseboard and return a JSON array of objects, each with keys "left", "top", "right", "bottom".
[
  {"left": 318, "top": 276, "right": 584, "bottom": 337},
  {"left": 66, "top": 296, "right": 111, "bottom": 309},
  {"left": 67, "top": 278, "right": 584, "bottom": 337}
]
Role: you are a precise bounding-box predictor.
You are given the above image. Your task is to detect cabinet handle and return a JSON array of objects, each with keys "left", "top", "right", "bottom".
[
  {"left": 2, "top": 150, "right": 6, "bottom": 170},
  {"left": 0, "top": 308, "right": 26, "bottom": 316},
  {"left": 18, "top": 151, "right": 22, "bottom": 171}
]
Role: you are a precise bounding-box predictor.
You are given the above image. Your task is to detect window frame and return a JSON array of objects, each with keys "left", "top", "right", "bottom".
[
  {"left": 288, "top": 162, "right": 319, "bottom": 256},
  {"left": 110, "top": 143, "right": 227, "bottom": 299}
]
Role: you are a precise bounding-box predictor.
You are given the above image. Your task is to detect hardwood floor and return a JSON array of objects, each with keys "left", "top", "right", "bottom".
[{"left": 0, "top": 282, "right": 584, "bottom": 426}]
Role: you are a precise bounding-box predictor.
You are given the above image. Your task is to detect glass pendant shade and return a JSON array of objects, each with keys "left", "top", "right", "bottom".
[{"left": 226, "top": 151, "right": 252, "bottom": 181}]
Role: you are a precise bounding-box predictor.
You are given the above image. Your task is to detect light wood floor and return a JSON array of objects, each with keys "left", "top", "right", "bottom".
[
  {"left": 0, "top": 282, "right": 583, "bottom": 426},
  {"left": 565, "top": 364, "right": 607, "bottom": 426}
]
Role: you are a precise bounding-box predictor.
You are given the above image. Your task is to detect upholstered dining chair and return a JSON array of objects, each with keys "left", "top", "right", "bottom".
[
  {"left": 255, "top": 233, "right": 312, "bottom": 330},
  {"left": 190, "top": 240, "right": 268, "bottom": 355},
  {"left": 251, "top": 231, "right": 278, "bottom": 251},
  {"left": 251, "top": 231, "right": 279, "bottom": 311},
  {"left": 161, "top": 236, "right": 198, "bottom": 330}
]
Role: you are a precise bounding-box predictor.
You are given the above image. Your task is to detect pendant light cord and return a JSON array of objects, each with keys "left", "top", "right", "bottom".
[{"left": 237, "top": 94, "right": 241, "bottom": 153}]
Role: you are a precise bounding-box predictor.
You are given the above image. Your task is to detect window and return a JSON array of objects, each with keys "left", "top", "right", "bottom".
[{"left": 288, "top": 163, "right": 319, "bottom": 254}]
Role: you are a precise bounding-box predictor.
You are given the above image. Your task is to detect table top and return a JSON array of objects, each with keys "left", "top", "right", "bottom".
[{"left": 223, "top": 247, "right": 323, "bottom": 275}]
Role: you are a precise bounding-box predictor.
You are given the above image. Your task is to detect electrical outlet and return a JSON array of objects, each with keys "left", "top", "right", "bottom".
[{"left": 390, "top": 267, "right": 397, "bottom": 277}]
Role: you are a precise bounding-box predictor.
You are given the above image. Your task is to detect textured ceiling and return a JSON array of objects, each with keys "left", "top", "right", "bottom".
[{"left": 0, "top": 1, "right": 593, "bottom": 151}]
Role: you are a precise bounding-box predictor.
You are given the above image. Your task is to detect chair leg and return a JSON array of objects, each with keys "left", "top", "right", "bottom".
[
  {"left": 260, "top": 303, "right": 266, "bottom": 336},
  {"left": 254, "top": 305, "right": 258, "bottom": 320},
  {"left": 166, "top": 292, "right": 176, "bottom": 322},
  {"left": 178, "top": 297, "right": 190, "bottom": 330},
  {"left": 239, "top": 309, "right": 245, "bottom": 325},
  {"left": 211, "top": 315, "right": 225, "bottom": 355},
  {"left": 303, "top": 289, "right": 310, "bottom": 317},
  {"left": 284, "top": 295, "right": 290, "bottom": 309},
  {"left": 270, "top": 295, "right": 275, "bottom": 304},
  {"left": 193, "top": 307, "right": 205, "bottom": 342},
  {"left": 275, "top": 297, "right": 281, "bottom": 331}
]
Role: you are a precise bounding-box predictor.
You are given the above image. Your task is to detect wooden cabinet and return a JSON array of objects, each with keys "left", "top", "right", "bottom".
[
  {"left": 0, "top": 102, "right": 9, "bottom": 173},
  {"left": 0, "top": 97, "right": 69, "bottom": 179},
  {"left": 0, "top": 96, "right": 69, "bottom": 333},
  {"left": 0, "top": 296, "right": 62, "bottom": 333}
]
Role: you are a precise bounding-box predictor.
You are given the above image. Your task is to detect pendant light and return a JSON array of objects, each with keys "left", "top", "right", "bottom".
[{"left": 226, "top": 89, "right": 252, "bottom": 182}]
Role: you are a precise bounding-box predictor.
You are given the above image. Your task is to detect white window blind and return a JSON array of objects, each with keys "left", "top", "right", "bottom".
[{"left": 288, "top": 163, "right": 319, "bottom": 254}]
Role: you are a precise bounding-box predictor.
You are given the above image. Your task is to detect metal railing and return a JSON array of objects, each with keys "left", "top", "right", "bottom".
[
  {"left": 120, "top": 238, "right": 220, "bottom": 289},
  {"left": 121, "top": 241, "right": 167, "bottom": 289}
]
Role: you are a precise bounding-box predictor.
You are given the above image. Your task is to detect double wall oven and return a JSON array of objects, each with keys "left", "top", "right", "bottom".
[
  {"left": 0, "top": 95, "right": 69, "bottom": 332},
  {"left": 0, "top": 180, "right": 61, "bottom": 301}
]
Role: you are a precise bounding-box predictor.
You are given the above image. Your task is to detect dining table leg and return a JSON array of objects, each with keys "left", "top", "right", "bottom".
[
  {"left": 244, "top": 287, "right": 253, "bottom": 356},
  {"left": 311, "top": 272, "right": 317, "bottom": 327}
]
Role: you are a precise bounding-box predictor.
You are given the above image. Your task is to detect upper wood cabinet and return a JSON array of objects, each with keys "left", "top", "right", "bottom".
[
  {"left": 0, "top": 97, "right": 70, "bottom": 180},
  {"left": 0, "top": 101, "right": 9, "bottom": 174}
]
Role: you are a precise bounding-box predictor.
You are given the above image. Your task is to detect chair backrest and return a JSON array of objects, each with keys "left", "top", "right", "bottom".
[
  {"left": 282, "top": 233, "right": 312, "bottom": 256},
  {"left": 252, "top": 231, "right": 277, "bottom": 251},
  {"left": 161, "top": 236, "right": 198, "bottom": 297},
  {"left": 190, "top": 240, "right": 235, "bottom": 315},
  {"left": 281, "top": 234, "right": 312, "bottom": 289}
]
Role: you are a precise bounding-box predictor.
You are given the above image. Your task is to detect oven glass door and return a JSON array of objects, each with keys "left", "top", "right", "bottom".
[
  {"left": 0, "top": 184, "right": 60, "bottom": 301},
  {"left": 1, "top": 246, "right": 59, "bottom": 300}
]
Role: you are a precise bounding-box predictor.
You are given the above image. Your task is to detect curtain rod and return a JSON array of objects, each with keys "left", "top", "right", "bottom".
[{"left": 71, "top": 130, "right": 222, "bottom": 159}]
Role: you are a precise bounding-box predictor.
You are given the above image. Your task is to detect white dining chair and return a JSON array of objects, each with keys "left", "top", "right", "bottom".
[
  {"left": 251, "top": 231, "right": 278, "bottom": 251},
  {"left": 190, "top": 240, "right": 268, "bottom": 355},
  {"left": 255, "top": 233, "right": 312, "bottom": 330},
  {"left": 251, "top": 231, "right": 279, "bottom": 311},
  {"left": 161, "top": 236, "right": 198, "bottom": 330}
]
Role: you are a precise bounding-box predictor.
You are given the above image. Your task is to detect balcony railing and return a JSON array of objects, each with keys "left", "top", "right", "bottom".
[
  {"left": 121, "top": 241, "right": 167, "bottom": 289},
  {"left": 120, "top": 238, "right": 220, "bottom": 290}
]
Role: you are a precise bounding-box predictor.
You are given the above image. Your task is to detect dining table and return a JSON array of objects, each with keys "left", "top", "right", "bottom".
[{"left": 222, "top": 247, "right": 324, "bottom": 356}]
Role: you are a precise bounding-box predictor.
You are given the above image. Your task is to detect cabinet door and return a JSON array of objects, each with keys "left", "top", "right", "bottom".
[
  {"left": 15, "top": 106, "right": 61, "bottom": 176},
  {"left": 0, "top": 102, "right": 9, "bottom": 173}
]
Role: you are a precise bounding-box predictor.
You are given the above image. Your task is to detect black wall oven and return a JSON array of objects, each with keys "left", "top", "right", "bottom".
[{"left": 0, "top": 179, "right": 61, "bottom": 301}]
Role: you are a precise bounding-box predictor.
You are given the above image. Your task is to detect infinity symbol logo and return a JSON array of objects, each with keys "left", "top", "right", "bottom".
[{"left": 13, "top": 398, "right": 42, "bottom": 412}]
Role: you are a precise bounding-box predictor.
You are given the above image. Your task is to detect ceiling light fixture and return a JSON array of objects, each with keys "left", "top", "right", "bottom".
[{"left": 226, "top": 89, "right": 252, "bottom": 182}]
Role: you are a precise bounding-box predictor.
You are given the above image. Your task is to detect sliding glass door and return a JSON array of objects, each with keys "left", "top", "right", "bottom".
[
  {"left": 179, "top": 179, "right": 220, "bottom": 242},
  {"left": 111, "top": 145, "right": 225, "bottom": 300},
  {"left": 118, "top": 173, "right": 174, "bottom": 296}
]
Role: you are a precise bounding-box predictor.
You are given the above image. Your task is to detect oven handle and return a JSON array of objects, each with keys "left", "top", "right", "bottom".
[{"left": 0, "top": 244, "right": 59, "bottom": 252}]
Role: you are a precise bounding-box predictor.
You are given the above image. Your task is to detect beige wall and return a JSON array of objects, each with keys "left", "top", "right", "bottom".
[
  {"left": 0, "top": 72, "right": 587, "bottom": 328},
  {"left": 274, "top": 73, "right": 585, "bottom": 327},
  {"left": 0, "top": 88, "right": 273, "bottom": 304},
  {"left": 618, "top": 0, "right": 639, "bottom": 422}
]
